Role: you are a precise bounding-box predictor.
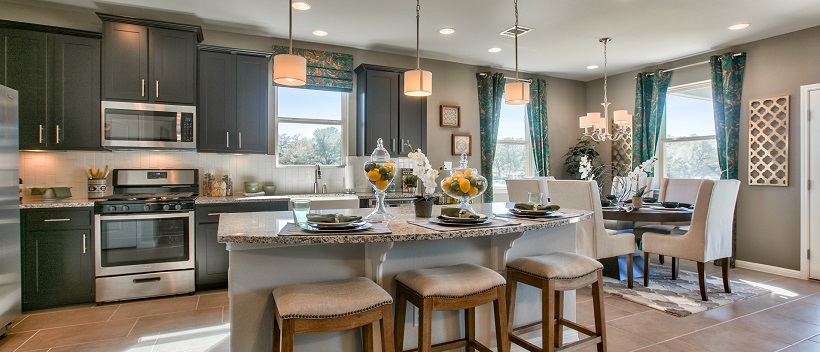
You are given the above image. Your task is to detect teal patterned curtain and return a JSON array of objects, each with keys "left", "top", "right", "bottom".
[
  {"left": 477, "top": 72, "right": 505, "bottom": 202},
  {"left": 271, "top": 46, "right": 354, "bottom": 92},
  {"left": 632, "top": 69, "right": 673, "bottom": 169},
  {"left": 526, "top": 78, "right": 549, "bottom": 176},
  {"left": 710, "top": 52, "right": 746, "bottom": 268}
]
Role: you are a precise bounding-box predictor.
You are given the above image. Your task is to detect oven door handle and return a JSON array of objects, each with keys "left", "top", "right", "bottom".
[{"left": 98, "top": 212, "right": 192, "bottom": 221}]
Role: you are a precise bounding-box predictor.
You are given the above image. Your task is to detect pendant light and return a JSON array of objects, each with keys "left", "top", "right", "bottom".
[
  {"left": 579, "top": 37, "right": 632, "bottom": 141},
  {"left": 404, "top": 0, "right": 432, "bottom": 96},
  {"left": 504, "top": 0, "right": 529, "bottom": 105},
  {"left": 273, "top": 0, "right": 307, "bottom": 86}
]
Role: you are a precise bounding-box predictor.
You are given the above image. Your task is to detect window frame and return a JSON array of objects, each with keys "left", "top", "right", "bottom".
[
  {"left": 493, "top": 104, "right": 536, "bottom": 194},
  {"left": 656, "top": 80, "right": 719, "bottom": 180},
  {"left": 273, "top": 87, "right": 349, "bottom": 167}
]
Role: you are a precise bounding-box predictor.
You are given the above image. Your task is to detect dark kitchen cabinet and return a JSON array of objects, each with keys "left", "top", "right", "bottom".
[
  {"left": 198, "top": 46, "right": 270, "bottom": 154},
  {"left": 195, "top": 201, "right": 287, "bottom": 290},
  {"left": 21, "top": 208, "right": 95, "bottom": 311},
  {"left": 0, "top": 25, "right": 101, "bottom": 151},
  {"left": 100, "top": 14, "right": 201, "bottom": 105},
  {"left": 355, "top": 64, "right": 427, "bottom": 156}
]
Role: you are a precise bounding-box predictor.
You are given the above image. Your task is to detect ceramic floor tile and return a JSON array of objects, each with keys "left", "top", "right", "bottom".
[
  {"left": 151, "top": 329, "right": 230, "bottom": 352},
  {"left": 45, "top": 336, "right": 156, "bottom": 352},
  {"left": 608, "top": 311, "right": 705, "bottom": 343},
  {"left": 110, "top": 295, "right": 199, "bottom": 320},
  {"left": 577, "top": 326, "right": 652, "bottom": 352},
  {"left": 11, "top": 305, "right": 119, "bottom": 333},
  {"left": 781, "top": 340, "right": 820, "bottom": 352},
  {"left": 677, "top": 325, "right": 788, "bottom": 352},
  {"left": 197, "top": 292, "right": 229, "bottom": 309},
  {"left": 802, "top": 293, "right": 820, "bottom": 306},
  {"left": 812, "top": 334, "right": 820, "bottom": 343},
  {"left": 16, "top": 318, "right": 138, "bottom": 351},
  {"left": 760, "top": 277, "right": 820, "bottom": 296},
  {"left": 603, "top": 296, "right": 653, "bottom": 314},
  {"left": 724, "top": 309, "right": 820, "bottom": 345},
  {"left": 0, "top": 331, "right": 36, "bottom": 352},
  {"left": 222, "top": 306, "right": 230, "bottom": 323},
  {"left": 575, "top": 302, "right": 637, "bottom": 327},
  {"left": 635, "top": 338, "right": 703, "bottom": 352},
  {"left": 128, "top": 307, "right": 223, "bottom": 337},
  {"left": 767, "top": 300, "right": 820, "bottom": 325},
  {"left": 729, "top": 268, "right": 786, "bottom": 283}
]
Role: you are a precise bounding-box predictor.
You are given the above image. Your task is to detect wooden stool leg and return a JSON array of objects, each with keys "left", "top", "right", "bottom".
[
  {"left": 671, "top": 257, "right": 678, "bottom": 280},
  {"left": 505, "top": 274, "right": 518, "bottom": 336},
  {"left": 659, "top": 255, "right": 665, "bottom": 264},
  {"left": 363, "top": 322, "right": 374, "bottom": 352},
  {"left": 554, "top": 291, "right": 564, "bottom": 348},
  {"left": 380, "top": 304, "right": 395, "bottom": 352},
  {"left": 465, "top": 307, "right": 476, "bottom": 352},
  {"left": 418, "top": 300, "right": 432, "bottom": 352},
  {"left": 394, "top": 292, "right": 407, "bottom": 352},
  {"left": 697, "top": 262, "right": 708, "bottom": 301},
  {"left": 281, "top": 320, "right": 295, "bottom": 352},
  {"left": 543, "top": 280, "right": 556, "bottom": 352},
  {"left": 493, "top": 285, "right": 510, "bottom": 352},
  {"left": 272, "top": 313, "right": 281, "bottom": 352},
  {"left": 722, "top": 257, "right": 732, "bottom": 293},
  {"left": 643, "top": 251, "right": 651, "bottom": 287},
  {"left": 592, "top": 271, "right": 607, "bottom": 352},
  {"left": 626, "top": 254, "right": 634, "bottom": 289}
]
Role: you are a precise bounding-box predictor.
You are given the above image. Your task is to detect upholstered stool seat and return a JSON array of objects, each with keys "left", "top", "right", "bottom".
[
  {"left": 506, "top": 252, "right": 607, "bottom": 352},
  {"left": 271, "top": 277, "right": 394, "bottom": 352},
  {"left": 394, "top": 263, "right": 509, "bottom": 352}
]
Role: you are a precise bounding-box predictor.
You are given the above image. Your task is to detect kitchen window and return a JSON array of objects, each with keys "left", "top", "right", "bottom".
[
  {"left": 657, "top": 81, "right": 721, "bottom": 180},
  {"left": 492, "top": 103, "right": 535, "bottom": 191},
  {"left": 275, "top": 87, "right": 347, "bottom": 166}
]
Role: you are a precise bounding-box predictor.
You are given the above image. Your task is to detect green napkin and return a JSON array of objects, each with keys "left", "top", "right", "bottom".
[
  {"left": 440, "top": 207, "right": 482, "bottom": 219},
  {"left": 306, "top": 213, "right": 362, "bottom": 223},
  {"left": 53, "top": 187, "right": 72, "bottom": 198},
  {"left": 514, "top": 203, "right": 560, "bottom": 211}
]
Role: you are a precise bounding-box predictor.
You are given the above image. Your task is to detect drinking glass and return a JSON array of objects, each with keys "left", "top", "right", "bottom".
[
  {"left": 528, "top": 192, "right": 542, "bottom": 207},
  {"left": 291, "top": 199, "right": 311, "bottom": 226}
]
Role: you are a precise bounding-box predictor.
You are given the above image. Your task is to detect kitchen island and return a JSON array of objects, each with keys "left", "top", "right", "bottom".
[{"left": 218, "top": 203, "right": 593, "bottom": 351}]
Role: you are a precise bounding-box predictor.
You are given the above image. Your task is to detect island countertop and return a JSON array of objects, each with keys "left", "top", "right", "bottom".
[{"left": 217, "top": 203, "right": 592, "bottom": 245}]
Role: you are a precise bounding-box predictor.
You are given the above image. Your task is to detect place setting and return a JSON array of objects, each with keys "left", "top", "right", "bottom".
[
  {"left": 409, "top": 206, "right": 520, "bottom": 231},
  {"left": 278, "top": 199, "right": 392, "bottom": 236},
  {"left": 647, "top": 201, "right": 694, "bottom": 212},
  {"left": 495, "top": 192, "right": 574, "bottom": 221}
]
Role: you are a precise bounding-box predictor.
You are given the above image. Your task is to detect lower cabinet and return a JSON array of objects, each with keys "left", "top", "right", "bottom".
[
  {"left": 21, "top": 208, "right": 94, "bottom": 311},
  {"left": 195, "top": 201, "right": 287, "bottom": 290}
]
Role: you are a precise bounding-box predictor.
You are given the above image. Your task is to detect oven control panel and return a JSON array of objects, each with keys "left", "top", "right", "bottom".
[{"left": 95, "top": 201, "right": 195, "bottom": 214}]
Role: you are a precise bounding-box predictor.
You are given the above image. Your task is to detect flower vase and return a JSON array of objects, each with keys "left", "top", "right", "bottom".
[
  {"left": 632, "top": 196, "right": 643, "bottom": 208},
  {"left": 414, "top": 198, "right": 434, "bottom": 218}
]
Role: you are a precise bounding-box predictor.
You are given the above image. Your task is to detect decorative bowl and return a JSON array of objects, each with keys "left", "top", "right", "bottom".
[{"left": 440, "top": 155, "right": 486, "bottom": 213}]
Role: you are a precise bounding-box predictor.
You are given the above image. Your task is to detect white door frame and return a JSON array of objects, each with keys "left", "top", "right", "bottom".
[{"left": 800, "top": 83, "right": 820, "bottom": 280}]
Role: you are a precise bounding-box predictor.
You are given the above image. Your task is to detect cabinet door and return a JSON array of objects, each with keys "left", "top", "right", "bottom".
[
  {"left": 150, "top": 28, "right": 196, "bottom": 105},
  {"left": 195, "top": 222, "right": 228, "bottom": 289},
  {"left": 198, "top": 51, "right": 235, "bottom": 152},
  {"left": 0, "top": 29, "right": 48, "bottom": 149},
  {"left": 102, "top": 22, "right": 148, "bottom": 102},
  {"left": 398, "top": 89, "right": 427, "bottom": 155},
  {"left": 22, "top": 229, "right": 94, "bottom": 310},
  {"left": 235, "top": 55, "right": 270, "bottom": 154},
  {"left": 363, "top": 70, "right": 399, "bottom": 154},
  {"left": 50, "top": 35, "right": 102, "bottom": 150}
]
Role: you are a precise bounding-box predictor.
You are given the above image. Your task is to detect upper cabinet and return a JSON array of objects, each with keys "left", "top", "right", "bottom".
[
  {"left": 0, "top": 22, "right": 102, "bottom": 151},
  {"left": 355, "top": 64, "right": 427, "bottom": 156},
  {"left": 99, "top": 14, "right": 202, "bottom": 105},
  {"left": 198, "top": 46, "right": 270, "bottom": 154}
]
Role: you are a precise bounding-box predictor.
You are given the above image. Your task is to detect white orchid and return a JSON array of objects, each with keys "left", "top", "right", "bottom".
[
  {"left": 408, "top": 148, "right": 439, "bottom": 198},
  {"left": 629, "top": 156, "right": 658, "bottom": 195},
  {"left": 578, "top": 155, "right": 594, "bottom": 180}
]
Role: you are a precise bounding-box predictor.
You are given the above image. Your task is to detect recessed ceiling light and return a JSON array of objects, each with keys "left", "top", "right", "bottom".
[
  {"left": 488, "top": 47, "right": 502, "bottom": 53},
  {"left": 439, "top": 28, "right": 455, "bottom": 35},
  {"left": 728, "top": 23, "right": 750, "bottom": 30},
  {"left": 586, "top": 65, "right": 599, "bottom": 70},
  {"left": 292, "top": 2, "right": 311, "bottom": 10},
  {"left": 312, "top": 30, "right": 328, "bottom": 37}
]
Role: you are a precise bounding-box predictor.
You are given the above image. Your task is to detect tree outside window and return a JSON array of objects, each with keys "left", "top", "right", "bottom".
[
  {"left": 492, "top": 103, "right": 534, "bottom": 188},
  {"left": 276, "top": 87, "right": 346, "bottom": 166}
]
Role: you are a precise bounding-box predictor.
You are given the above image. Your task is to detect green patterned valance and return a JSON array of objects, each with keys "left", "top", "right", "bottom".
[{"left": 271, "top": 46, "right": 354, "bottom": 92}]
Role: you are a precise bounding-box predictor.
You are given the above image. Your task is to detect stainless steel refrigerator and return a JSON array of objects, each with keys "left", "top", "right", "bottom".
[{"left": 0, "top": 85, "right": 20, "bottom": 337}]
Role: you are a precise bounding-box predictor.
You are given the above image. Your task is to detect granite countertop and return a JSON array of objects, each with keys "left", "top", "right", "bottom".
[
  {"left": 217, "top": 203, "right": 592, "bottom": 245},
  {"left": 20, "top": 197, "right": 96, "bottom": 209},
  {"left": 196, "top": 191, "right": 423, "bottom": 204}
]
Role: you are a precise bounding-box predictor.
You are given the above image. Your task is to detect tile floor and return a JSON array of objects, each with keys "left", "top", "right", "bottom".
[{"left": 0, "top": 261, "right": 818, "bottom": 352}]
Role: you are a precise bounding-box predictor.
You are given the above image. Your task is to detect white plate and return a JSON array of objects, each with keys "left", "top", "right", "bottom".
[
  {"left": 510, "top": 208, "right": 556, "bottom": 215},
  {"left": 649, "top": 206, "right": 691, "bottom": 211},
  {"left": 300, "top": 222, "right": 373, "bottom": 233},
  {"left": 429, "top": 218, "right": 494, "bottom": 226},
  {"left": 437, "top": 215, "right": 488, "bottom": 223},
  {"left": 507, "top": 211, "right": 565, "bottom": 218},
  {"left": 308, "top": 219, "right": 366, "bottom": 229}
]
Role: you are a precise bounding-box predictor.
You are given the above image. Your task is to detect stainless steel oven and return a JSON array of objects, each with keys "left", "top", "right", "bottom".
[{"left": 101, "top": 101, "right": 196, "bottom": 149}]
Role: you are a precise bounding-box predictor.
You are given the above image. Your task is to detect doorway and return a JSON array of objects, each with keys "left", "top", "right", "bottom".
[{"left": 802, "top": 83, "right": 820, "bottom": 280}]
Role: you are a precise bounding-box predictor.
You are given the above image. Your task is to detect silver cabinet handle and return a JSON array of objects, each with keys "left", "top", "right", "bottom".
[
  {"left": 82, "top": 234, "right": 87, "bottom": 254},
  {"left": 43, "top": 218, "right": 71, "bottom": 222},
  {"left": 400, "top": 139, "right": 405, "bottom": 153},
  {"left": 226, "top": 132, "right": 230, "bottom": 148},
  {"left": 56, "top": 125, "right": 61, "bottom": 144},
  {"left": 38, "top": 125, "right": 44, "bottom": 143},
  {"left": 141, "top": 79, "right": 145, "bottom": 97},
  {"left": 155, "top": 80, "right": 159, "bottom": 98},
  {"left": 238, "top": 132, "right": 242, "bottom": 149},
  {"left": 206, "top": 213, "right": 223, "bottom": 216},
  {"left": 392, "top": 138, "right": 397, "bottom": 152}
]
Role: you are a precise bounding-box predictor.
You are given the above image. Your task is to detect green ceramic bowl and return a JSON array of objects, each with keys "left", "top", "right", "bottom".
[
  {"left": 244, "top": 182, "right": 259, "bottom": 193},
  {"left": 263, "top": 185, "right": 277, "bottom": 195}
]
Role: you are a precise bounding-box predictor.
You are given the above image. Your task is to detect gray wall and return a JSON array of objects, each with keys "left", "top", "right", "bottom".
[{"left": 586, "top": 25, "right": 820, "bottom": 270}]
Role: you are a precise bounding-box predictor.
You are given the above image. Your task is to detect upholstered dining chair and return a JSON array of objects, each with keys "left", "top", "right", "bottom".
[
  {"left": 548, "top": 180, "right": 636, "bottom": 288},
  {"left": 634, "top": 178, "right": 705, "bottom": 263},
  {"left": 641, "top": 179, "right": 741, "bottom": 301},
  {"left": 505, "top": 177, "right": 553, "bottom": 204}
]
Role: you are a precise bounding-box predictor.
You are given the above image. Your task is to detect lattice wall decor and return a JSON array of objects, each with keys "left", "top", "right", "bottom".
[
  {"left": 748, "top": 96, "right": 789, "bottom": 186},
  {"left": 611, "top": 123, "right": 632, "bottom": 176}
]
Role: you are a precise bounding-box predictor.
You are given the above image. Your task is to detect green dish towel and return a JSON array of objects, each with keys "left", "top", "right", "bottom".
[
  {"left": 306, "top": 214, "right": 362, "bottom": 223},
  {"left": 440, "top": 207, "right": 482, "bottom": 219},
  {"left": 514, "top": 203, "right": 560, "bottom": 211}
]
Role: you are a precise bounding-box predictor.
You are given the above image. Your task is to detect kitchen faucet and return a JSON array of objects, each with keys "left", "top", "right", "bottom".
[{"left": 314, "top": 163, "right": 324, "bottom": 194}]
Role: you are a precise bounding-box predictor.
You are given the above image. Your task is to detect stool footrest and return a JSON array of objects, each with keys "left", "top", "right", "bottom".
[
  {"left": 402, "top": 338, "right": 494, "bottom": 352},
  {"left": 559, "top": 319, "right": 596, "bottom": 337},
  {"left": 555, "top": 336, "right": 602, "bottom": 352},
  {"left": 509, "top": 334, "right": 541, "bottom": 352}
]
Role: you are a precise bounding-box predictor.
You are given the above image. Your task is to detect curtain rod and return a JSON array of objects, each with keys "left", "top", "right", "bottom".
[{"left": 635, "top": 52, "right": 743, "bottom": 78}]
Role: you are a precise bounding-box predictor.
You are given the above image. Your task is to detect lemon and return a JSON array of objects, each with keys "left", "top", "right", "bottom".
[
  {"left": 367, "top": 169, "right": 381, "bottom": 182},
  {"left": 464, "top": 169, "right": 473, "bottom": 175},
  {"left": 375, "top": 179, "right": 388, "bottom": 190},
  {"left": 468, "top": 187, "right": 478, "bottom": 196},
  {"left": 458, "top": 178, "right": 471, "bottom": 193}
]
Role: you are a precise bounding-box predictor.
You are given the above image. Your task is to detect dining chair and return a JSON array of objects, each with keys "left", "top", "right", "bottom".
[
  {"left": 548, "top": 180, "right": 636, "bottom": 288},
  {"left": 641, "top": 179, "right": 740, "bottom": 301},
  {"left": 634, "top": 178, "right": 705, "bottom": 263},
  {"left": 505, "top": 177, "right": 553, "bottom": 204}
]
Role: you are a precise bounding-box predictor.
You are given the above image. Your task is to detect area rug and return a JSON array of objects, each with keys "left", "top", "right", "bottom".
[{"left": 602, "top": 264, "right": 771, "bottom": 317}]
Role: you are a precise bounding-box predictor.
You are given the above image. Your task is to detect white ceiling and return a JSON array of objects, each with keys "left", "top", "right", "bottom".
[{"left": 14, "top": 0, "right": 820, "bottom": 81}]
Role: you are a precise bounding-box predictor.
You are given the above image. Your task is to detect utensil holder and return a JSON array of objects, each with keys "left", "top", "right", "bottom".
[{"left": 87, "top": 179, "right": 106, "bottom": 199}]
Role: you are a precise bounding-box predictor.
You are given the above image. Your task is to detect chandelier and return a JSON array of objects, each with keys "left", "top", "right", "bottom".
[{"left": 580, "top": 37, "right": 631, "bottom": 142}]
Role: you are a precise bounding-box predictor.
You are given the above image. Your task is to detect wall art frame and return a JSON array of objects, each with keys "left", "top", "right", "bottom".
[
  {"left": 440, "top": 105, "right": 461, "bottom": 128},
  {"left": 451, "top": 133, "right": 472, "bottom": 156}
]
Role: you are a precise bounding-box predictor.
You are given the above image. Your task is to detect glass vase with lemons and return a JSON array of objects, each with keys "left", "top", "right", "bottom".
[{"left": 363, "top": 138, "right": 396, "bottom": 222}]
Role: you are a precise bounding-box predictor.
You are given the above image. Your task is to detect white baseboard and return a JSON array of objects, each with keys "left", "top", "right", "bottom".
[{"left": 734, "top": 260, "right": 802, "bottom": 279}]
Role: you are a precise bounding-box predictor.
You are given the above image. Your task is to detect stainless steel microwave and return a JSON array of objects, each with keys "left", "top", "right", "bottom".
[{"left": 101, "top": 101, "right": 196, "bottom": 150}]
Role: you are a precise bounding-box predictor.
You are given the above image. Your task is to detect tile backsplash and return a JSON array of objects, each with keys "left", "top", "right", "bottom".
[{"left": 19, "top": 151, "right": 382, "bottom": 197}]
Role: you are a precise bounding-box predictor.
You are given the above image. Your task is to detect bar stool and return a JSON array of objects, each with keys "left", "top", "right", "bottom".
[
  {"left": 272, "top": 277, "right": 395, "bottom": 352},
  {"left": 506, "top": 252, "right": 607, "bottom": 352},
  {"left": 394, "top": 263, "right": 509, "bottom": 352}
]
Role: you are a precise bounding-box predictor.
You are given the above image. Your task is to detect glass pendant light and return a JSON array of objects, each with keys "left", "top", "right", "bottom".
[
  {"left": 505, "top": 0, "right": 529, "bottom": 105},
  {"left": 273, "top": 0, "right": 307, "bottom": 86},
  {"left": 404, "top": 0, "right": 432, "bottom": 96}
]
